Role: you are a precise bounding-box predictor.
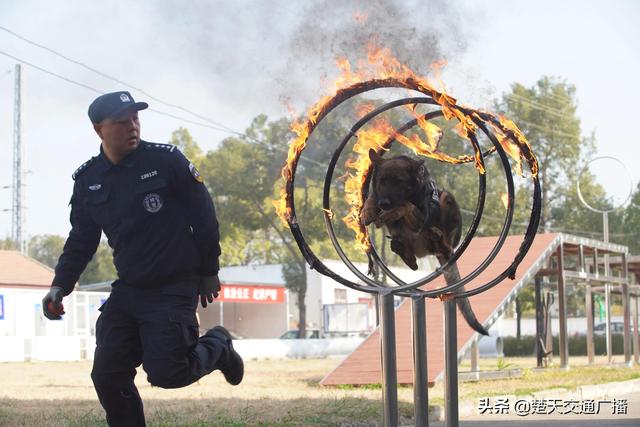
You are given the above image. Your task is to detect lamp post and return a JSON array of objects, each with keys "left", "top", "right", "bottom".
[{"left": 577, "top": 156, "right": 633, "bottom": 363}]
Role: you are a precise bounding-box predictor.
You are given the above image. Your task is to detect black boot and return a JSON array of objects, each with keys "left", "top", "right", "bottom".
[{"left": 209, "top": 326, "right": 244, "bottom": 385}]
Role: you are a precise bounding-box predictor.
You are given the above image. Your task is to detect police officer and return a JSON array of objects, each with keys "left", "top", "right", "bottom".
[{"left": 41, "top": 91, "right": 243, "bottom": 426}]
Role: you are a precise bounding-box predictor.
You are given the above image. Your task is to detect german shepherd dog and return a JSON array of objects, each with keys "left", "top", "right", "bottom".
[{"left": 361, "top": 149, "right": 488, "bottom": 335}]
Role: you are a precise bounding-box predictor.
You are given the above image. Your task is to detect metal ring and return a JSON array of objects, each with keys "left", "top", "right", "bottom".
[
  {"left": 576, "top": 156, "right": 634, "bottom": 214},
  {"left": 283, "top": 78, "right": 541, "bottom": 297}
]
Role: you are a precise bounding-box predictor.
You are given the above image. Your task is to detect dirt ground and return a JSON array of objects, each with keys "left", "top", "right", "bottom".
[{"left": 0, "top": 356, "right": 638, "bottom": 426}]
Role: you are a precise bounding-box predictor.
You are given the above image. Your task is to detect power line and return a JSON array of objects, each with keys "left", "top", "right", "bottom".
[
  {"left": 0, "top": 25, "right": 239, "bottom": 134},
  {"left": 0, "top": 48, "right": 324, "bottom": 168},
  {"left": 0, "top": 49, "right": 234, "bottom": 133},
  {"left": 515, "top": 119, "right": 581, "bottom": 140},
  {"left": 505, "top": 94, "right": 575, "bottom": 121}
]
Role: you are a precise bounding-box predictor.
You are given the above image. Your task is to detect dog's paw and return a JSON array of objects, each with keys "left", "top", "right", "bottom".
[
  {"left": 360, "top": 207, "right": 378, "bottom": 226},
  {"left": 379, "top": 209, "right": 404, "bottom": 224}
]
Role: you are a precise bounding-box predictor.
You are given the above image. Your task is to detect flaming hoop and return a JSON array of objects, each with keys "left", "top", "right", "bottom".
[
  {"left": 275, "top": 47, "right": 542, "bottom": 426},
  {"left": 275, "top": 48, "right": 541, "bottom": 298}
]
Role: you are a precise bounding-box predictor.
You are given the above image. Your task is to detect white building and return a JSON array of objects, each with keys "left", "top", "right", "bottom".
[
  {"left": 304, "top": 258, "right": 438, "bottom": 335},
  {"left": 0, "top": 250, "right": 109, "bottom": 362}
]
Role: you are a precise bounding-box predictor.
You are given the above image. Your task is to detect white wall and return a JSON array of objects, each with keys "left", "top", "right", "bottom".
[
  {"left": 305, "top": 259, "right": 438, "bottom": 332},
  {"left": 234, "top": 337, "right": 364, "bottom": 360},
  {"left": 0, "top": 288, "right": 109, "bottom": 361}
]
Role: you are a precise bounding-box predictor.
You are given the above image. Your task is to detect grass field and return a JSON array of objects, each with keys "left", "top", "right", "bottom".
[{"left": 1, "top": 356, "right": 639, "bottom": 426}]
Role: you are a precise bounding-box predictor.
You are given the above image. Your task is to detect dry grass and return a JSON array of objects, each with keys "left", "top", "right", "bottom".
[{"left": 0, "top": 356, "right": 639, "bottom": 426}]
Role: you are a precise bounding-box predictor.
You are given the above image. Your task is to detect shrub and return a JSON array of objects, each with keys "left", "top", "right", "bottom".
[{"left": 503, "top": 334, "right": 626, "bottom": 357}]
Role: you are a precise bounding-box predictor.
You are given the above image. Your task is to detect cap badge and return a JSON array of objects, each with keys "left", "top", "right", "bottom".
[
  {"left": 120, "top": 93, "right": 131, "bottom": 102},
  {"left": 88, "top": 184, "right": 102, "bottom": 191}
]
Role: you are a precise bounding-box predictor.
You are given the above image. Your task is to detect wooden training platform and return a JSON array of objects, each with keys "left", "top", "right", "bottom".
[{"left": 320, "top": 233, "right": 560, "bottom": 386}]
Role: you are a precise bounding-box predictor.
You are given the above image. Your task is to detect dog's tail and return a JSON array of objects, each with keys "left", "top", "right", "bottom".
[
  {"left": 437, "top": 255, "right": 489, "bottom": 336},
  {"left": 456, "top": 295, "right": 489, "bottom": 336}
]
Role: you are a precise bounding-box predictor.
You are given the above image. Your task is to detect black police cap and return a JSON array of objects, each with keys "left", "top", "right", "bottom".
[{"left": 88, "top": 91, "right": 148, "bottom": 123}]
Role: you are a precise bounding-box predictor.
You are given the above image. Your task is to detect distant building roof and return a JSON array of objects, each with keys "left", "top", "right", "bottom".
[{"left": 0, "top": 250, "right": 56, "bottom": 289}]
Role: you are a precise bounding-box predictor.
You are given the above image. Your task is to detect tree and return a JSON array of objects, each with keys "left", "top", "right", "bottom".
[
  {"left": 515, "top": 284, "right": 536, "bottom": 339},
  {"left": 0, "top": 237, "right": 17, "bottom": 250},
  {"left": 28, "top": 234, "right": 65, "bottom": 268},
  {"left": 500, "top": 76, "right": 591, "bottom": 231},
  {"left": 621, "top": 183, "right": 640, "bottom": 254},
  {"left": 78, "top": 241, "right": 117, "bottom": 285},
  {"left": 169, "top": 127, "right": 203, "bottom": 166}
]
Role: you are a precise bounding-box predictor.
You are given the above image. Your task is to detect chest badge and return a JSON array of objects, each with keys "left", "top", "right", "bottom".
[
  {"left": 189, "top": 163, "right": 204, "bottom": 183},
  {"left": 143, "top": 193, "right": 163, "bottom": 213},
  {"left": 88, "top": 184, "right": 102, "bottom": 191}
]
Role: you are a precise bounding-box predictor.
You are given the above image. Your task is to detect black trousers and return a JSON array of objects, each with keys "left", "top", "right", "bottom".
[{"left": 91, "top": 280, "right": 228, "bottom": 427}]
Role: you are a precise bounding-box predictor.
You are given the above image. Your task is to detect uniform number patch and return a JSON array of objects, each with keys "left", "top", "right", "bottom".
[
  {"left": 189, "top": 163, "right": 204, "bottom": 183},
  {"left": 143, "top": 193, "right": 163, "bottom": 213}
]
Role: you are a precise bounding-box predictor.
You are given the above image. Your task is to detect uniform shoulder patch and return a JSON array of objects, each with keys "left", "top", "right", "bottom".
[
  {"left": 72, "top": 157, "right": 96, "bottom": 180},
  {"left": 189, "top": 162, "right": 204, "bottom": 183},
  {"left": 144, "top": 142, "right": 176, "bottom": 153}
]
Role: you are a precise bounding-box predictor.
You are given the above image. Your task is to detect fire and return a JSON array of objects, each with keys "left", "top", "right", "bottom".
[
  {"left": 501, "top": 192, "right": 510, "bottom": 209},
  {"left": 342, "top": 118, "right": 393, "bottom": 250},
  {"left": 355, "top": 102, "right": 376, "bottom": 119},
  {"left": 275, "top": 43, "right": 537, "bottom": 256},
  {"left": 497, "top": 115, "right": 538, "bottom": 177},
  {"left": 353, "top": 12, "right": 368, "bottom": 23}
]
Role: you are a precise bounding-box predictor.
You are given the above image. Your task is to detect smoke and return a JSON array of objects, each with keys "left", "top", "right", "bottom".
[{"left": 279, "top": 0, "right": 468, "bottom": 105}]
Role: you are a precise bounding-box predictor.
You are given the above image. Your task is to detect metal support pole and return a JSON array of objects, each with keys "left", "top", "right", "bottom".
[
  {"left": 470, "top": 338, "right": 479, "bottom": 377},
  {"left": 412, "top": 295, "right": 429, "bottom": 427},
  {"left": 602, "top": 212, "right": 613, "bottom": 363},
  {"left": 557, "top": 245, "right": 569, "bottom": 369},
  {"left": 633, "top": 296, "right": 640, "bottom": 364},
  {"left": 12, "top": 63, "right": 25, "bottom": 254},
  {"left": 586, "top": 284, "right": 595, "bottom": 364},
  {"left": 219, "top": 300, "right": 224, "bottom": 326},
  {"left": 535, "top": 276, "right": 544, "bottom": 368},
  {"left": 444, "top": 297, "right": 459, "bottom": 427},
  {"left": 622, "top": 253, "right": 631, "bottom": 365},
  {"left": 378, "top": 291, "right": 398, "bottom": 427},
  {"left": 581, "top": 245, "right": 595, "bottom": 363}
]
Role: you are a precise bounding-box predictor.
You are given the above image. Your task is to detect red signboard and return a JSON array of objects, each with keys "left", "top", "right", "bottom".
[{"left": 219, "top": 284, "right": 285, "bottom": 304}]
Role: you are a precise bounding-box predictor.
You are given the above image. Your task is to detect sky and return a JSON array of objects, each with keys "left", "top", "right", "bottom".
[{"left": 0, "top": 0, "right": 638, "bottom": 240}]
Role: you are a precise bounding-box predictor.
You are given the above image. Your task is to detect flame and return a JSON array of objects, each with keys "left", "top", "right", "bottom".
[
  {"left": 323, "top": 208, "right": 334, "bottom": 219},
  {"left": 356, "top": 102, "right": 376, "bottom": 119},
  {"left": 497, "top": 115, "right": 538, "bottom": 177},
  {"left": 275, "top": 43, "right": 537, "bottom": 257},
  {"left": 483, "top": 114, "right": 539, "bottom": 178},
  {"left": 342, "top": 118, "right": 392, "bottom": 250},
  {"left": 501, "top": 192, "right": 509, "bottom": 209},
  {"left": 353, "top": 12, "right": 368, "bottom": 23}
]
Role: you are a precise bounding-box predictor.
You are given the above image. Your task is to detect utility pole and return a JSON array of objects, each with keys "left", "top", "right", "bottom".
[{"left": 12, "top": 63, "right": 26, "bottom": 254}]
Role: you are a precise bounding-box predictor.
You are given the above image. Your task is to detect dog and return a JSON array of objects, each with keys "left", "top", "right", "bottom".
[{"left": 361, "top": 149, "right": 488, "bottom": 335}]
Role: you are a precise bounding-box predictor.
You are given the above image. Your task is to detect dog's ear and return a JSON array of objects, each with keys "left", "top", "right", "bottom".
[{"left": 369, "top": 149, "right": 382, "bottom": 165}]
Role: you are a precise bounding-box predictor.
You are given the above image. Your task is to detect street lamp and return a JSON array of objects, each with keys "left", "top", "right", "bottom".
[{"left": 577, "top": 156, "right": 633, "bottom": 363}]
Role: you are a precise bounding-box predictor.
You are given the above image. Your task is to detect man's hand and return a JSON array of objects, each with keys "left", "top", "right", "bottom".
[
  {"left": 42, "top": 286, "right": 66, "bottom": 320},
  {"left": 198, "top": 275, "right": 221, "bottom": 308}
]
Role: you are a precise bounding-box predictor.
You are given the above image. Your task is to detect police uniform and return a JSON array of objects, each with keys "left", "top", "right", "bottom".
[{"left": 53, "top": 140, "right": 230, "bottom": 426}]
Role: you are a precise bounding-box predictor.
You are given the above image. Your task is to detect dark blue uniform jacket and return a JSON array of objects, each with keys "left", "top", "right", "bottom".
[{"left": 53, "top": 141, "right": 221, "bottom": 294}]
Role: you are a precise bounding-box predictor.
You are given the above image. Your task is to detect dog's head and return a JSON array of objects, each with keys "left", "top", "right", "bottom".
[{"left": 369, "top": 149, "right": 429, "bottom": 211}]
